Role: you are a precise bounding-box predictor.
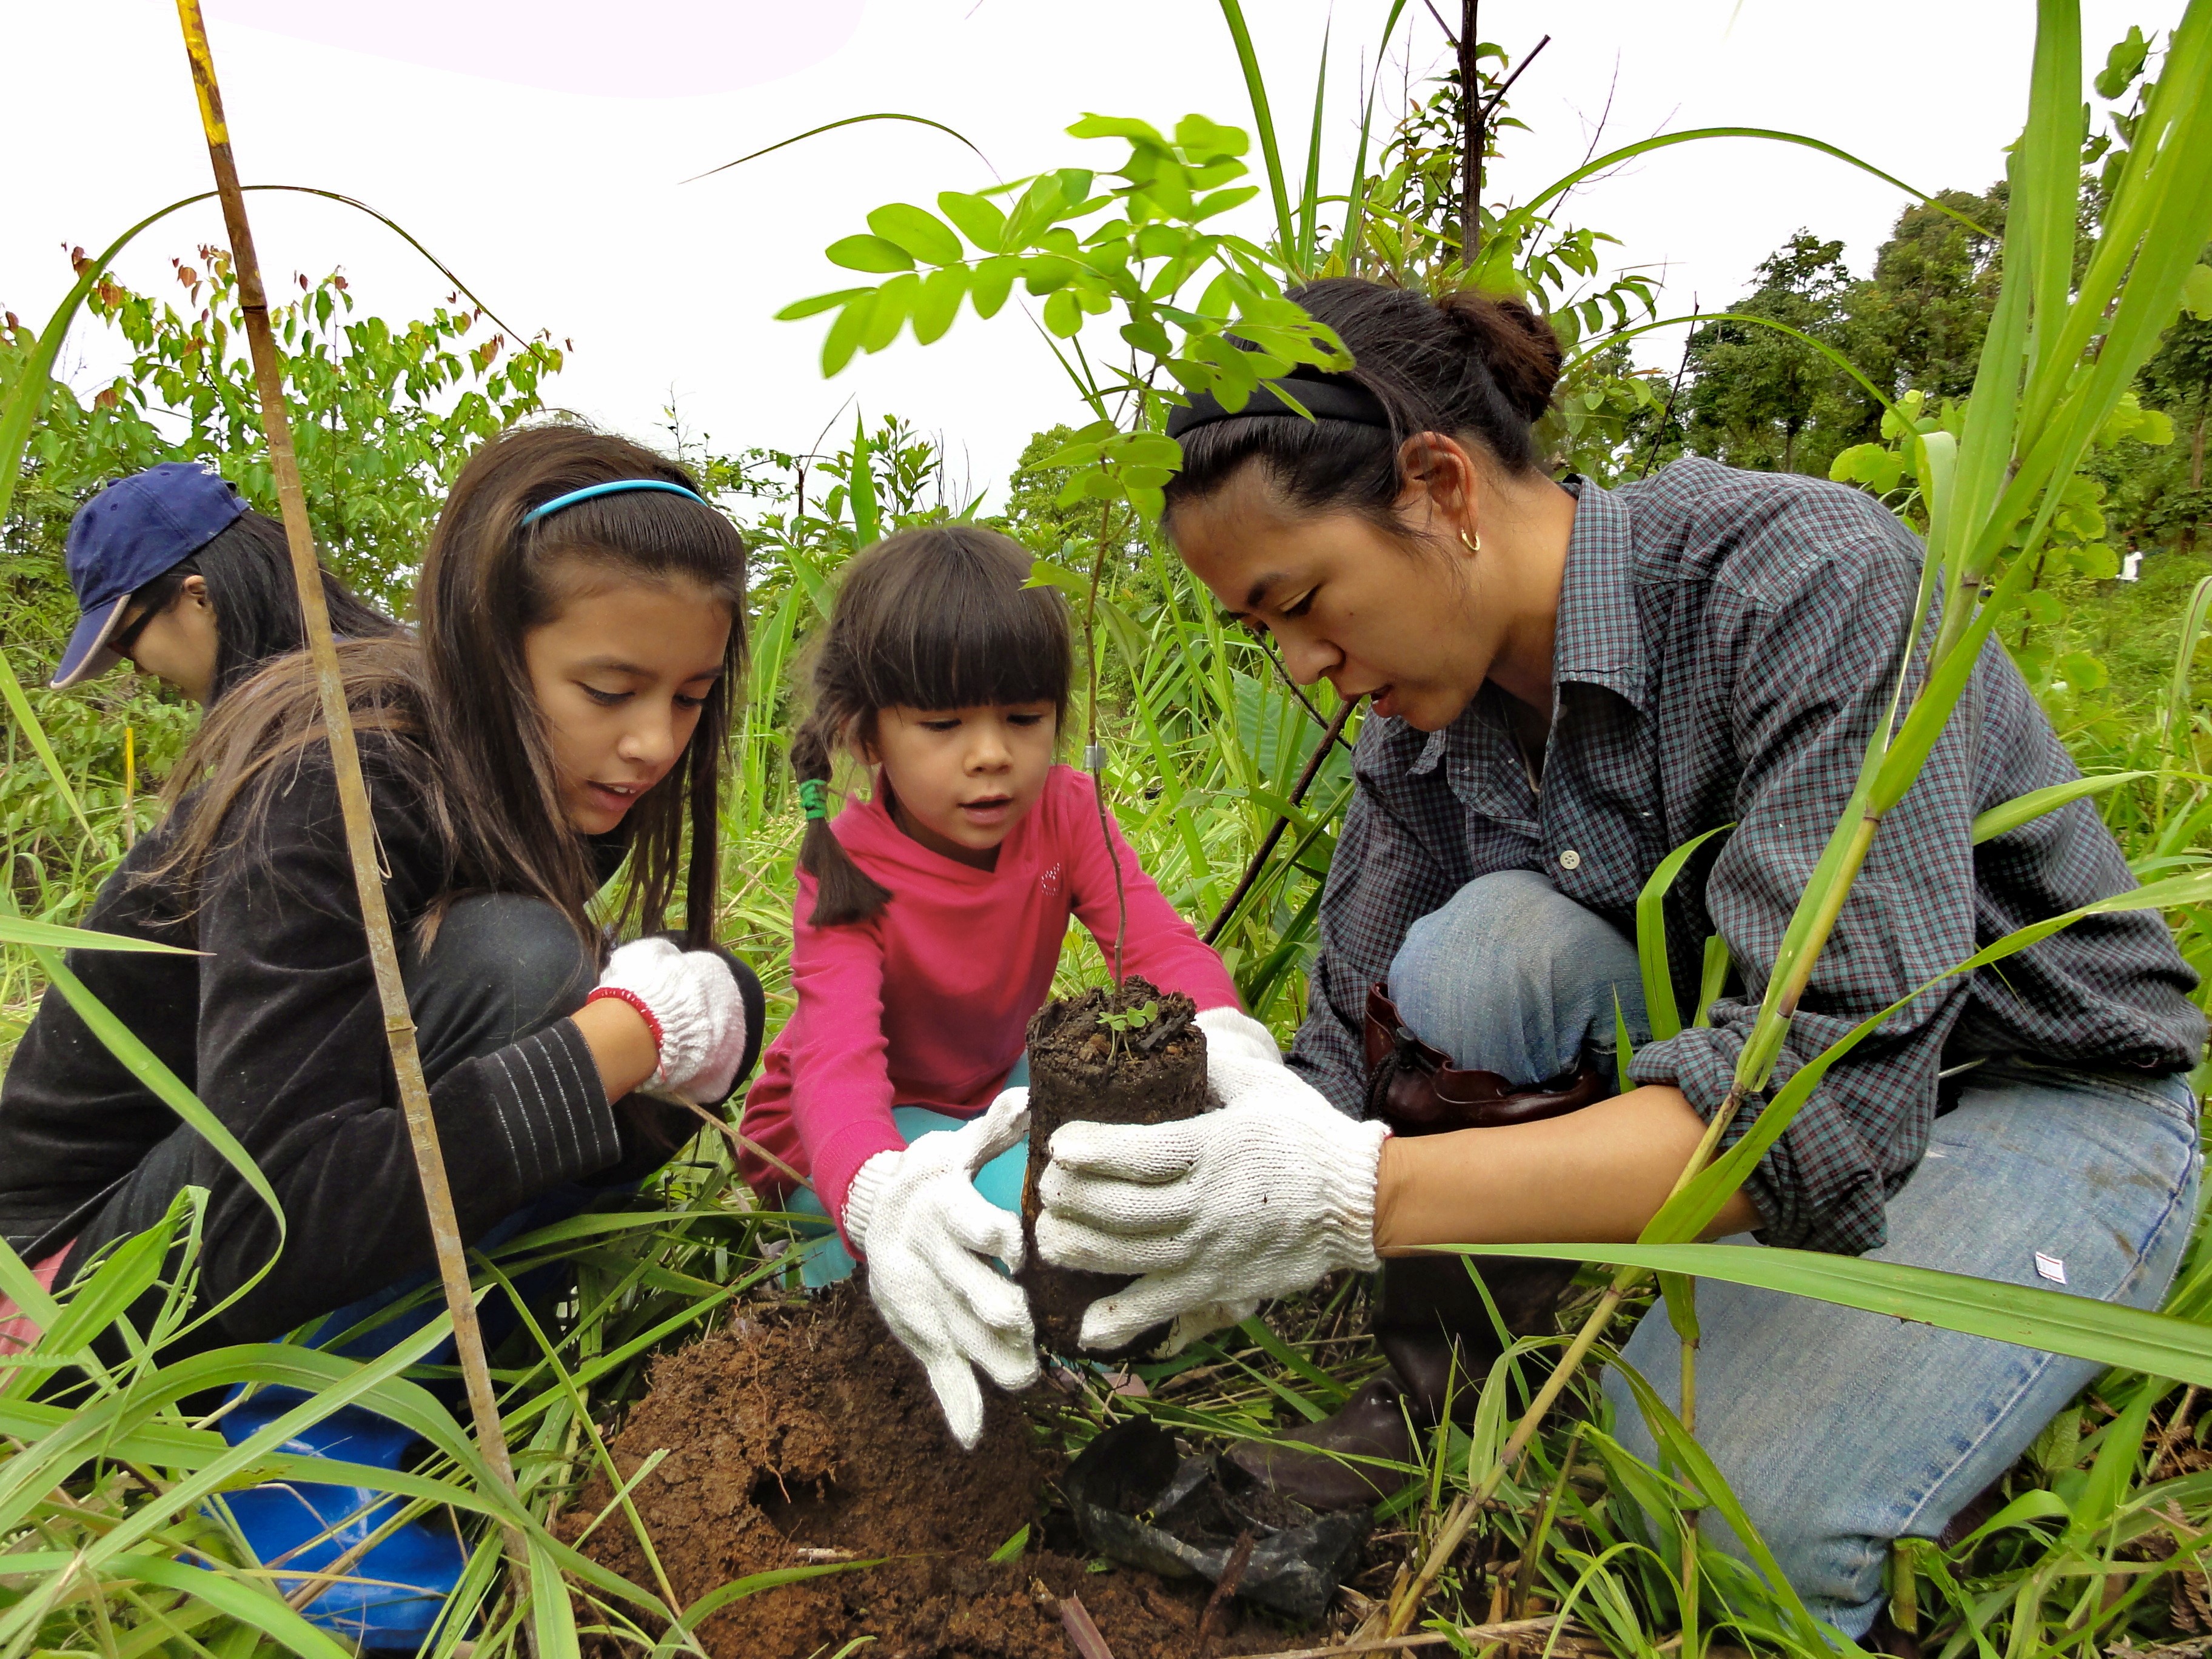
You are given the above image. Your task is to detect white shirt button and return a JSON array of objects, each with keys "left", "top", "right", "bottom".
[{"left": 1558, "top": 849, "right": 1582, "bottom": 871}]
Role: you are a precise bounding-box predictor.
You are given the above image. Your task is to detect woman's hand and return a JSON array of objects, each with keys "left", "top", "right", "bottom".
[
  {"left": 844, "top": 1088, "right": 1039, "bottom": 1449},
  {"left": 585, "top": 937, "right": 751, "bottom": 1104},
  {"left": 1036, "top": 1007, "right": 1390, "bottom": 1353}
]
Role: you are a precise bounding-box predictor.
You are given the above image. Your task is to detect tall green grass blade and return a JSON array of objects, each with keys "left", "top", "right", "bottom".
[
  {"left": 1649, "top": 866, "right": 2212, "bottom": 1245},
  {"left": 27, "top": 946, "right": 286, "bottom": 1293},
  {"left": 2017, "top": 0, "right": 2083, "bottom": 390},
  {"left": 0, "top": 1236, "right": 62, "bottom": 1341},
  {"left": 2076, "top": 1385, "right": 2159, "bottom": 1534},
  {"left": 681, "top": 113, "right": 990, "bottom": 188},
  {"left": 1295, "top": 24, "right": 1330, "bottom": 274},
  {"left": 1513, "top": 129, "right": 1969, "bottom": 244},
  {"left": 1694, "top": 936, "right": 1730, "bottom": 1028},
  {"left": 664, "top": 1560, "right": 888, "bottom": 1647},
  {"left": 1238, "top": 1312, "right": 1352, "bottom": 1404},
  {"left": 0, "top": 916, "right": 199, "bottom": 954},
  {"left": 1606, "top": 1358, "right": 1840, "bottom": 1655},
  {"left": 5, "top": 1194, "right": 184, "bottom": 1393},
  {"left": 0, "top": 1553, "right": 353, "bottom": 1659},
  {"left": 1635, "top": 823, "right": 1732, "bottom": 1042},
  {"left": 1563, "top": 311, "right": 1899, "bottom": 415},
  {"left": 1216, "top": 0, "right": 1298, "bottom": 256},
  {"left": 846, "top": 415, "right": 880, "bottom": 547},
  {"left": 0, "top": 655, "right": 90, "bottom": 841},
  {"left": 1449, "top": 1241, "right": 2212, "bottom": 1387},
  {"left": 2166, "top": 574, "right": 2212, "bottom": 752},
  {"left": 1339, "top": 2, "right": 1413, "bottom": 271},
  {"left": 1971, "top": 774, "right": 2155, "bottom": 843}
]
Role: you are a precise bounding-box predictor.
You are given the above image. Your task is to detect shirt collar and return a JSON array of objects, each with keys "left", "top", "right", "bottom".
[{"left": 1552, "top": 475, "right": 1647, "bottom": 710}]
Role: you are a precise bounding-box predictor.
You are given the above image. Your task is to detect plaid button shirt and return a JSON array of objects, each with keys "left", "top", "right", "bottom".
[{"left": 1288, "top": 457, "right": 2205, "bottom": 1253}]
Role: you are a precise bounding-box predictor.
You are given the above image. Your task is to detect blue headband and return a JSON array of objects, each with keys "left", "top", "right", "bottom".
[{"left": 521, "top": 478, "right": 709, "bottom": 526}]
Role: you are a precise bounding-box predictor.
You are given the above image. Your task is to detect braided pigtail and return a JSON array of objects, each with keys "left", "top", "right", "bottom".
[{"left": 791, "top": 708, "right": 893, "bottom": 926}]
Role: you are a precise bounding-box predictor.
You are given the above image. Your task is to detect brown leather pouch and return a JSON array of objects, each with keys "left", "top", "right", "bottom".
[{"left": 1362, "top": 983, "right": 1606, "bottom": 1135}]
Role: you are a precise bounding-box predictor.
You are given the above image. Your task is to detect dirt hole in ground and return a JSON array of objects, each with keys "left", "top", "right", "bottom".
[{"left": 562, "top": 1282, "right": 1296, "bottom": 1659}]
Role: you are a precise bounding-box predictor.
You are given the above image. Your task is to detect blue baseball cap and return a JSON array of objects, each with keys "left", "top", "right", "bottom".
[{"left": 53, "top": 462, "right": 245, "bottom": 688}]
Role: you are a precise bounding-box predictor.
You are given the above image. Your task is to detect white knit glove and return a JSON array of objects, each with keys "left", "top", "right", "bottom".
[
  {"left": 1036, "top": 1006, "right": 1389, "bottom": 1355},
  {"left": 585, "top": 937, "right": 749, "bottom": 1105},
  {"left": 844, "top": 1087, "right": 1039, "bottom": 1450}
]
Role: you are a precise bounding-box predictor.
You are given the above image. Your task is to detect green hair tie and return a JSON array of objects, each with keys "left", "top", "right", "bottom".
[{"left": 798, "top": 778, "right": 830, "bottom": 821}]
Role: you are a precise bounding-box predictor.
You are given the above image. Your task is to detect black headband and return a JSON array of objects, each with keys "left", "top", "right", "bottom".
[{"left": 1165, "top": 364, "right": 1392, "bottom": 438}]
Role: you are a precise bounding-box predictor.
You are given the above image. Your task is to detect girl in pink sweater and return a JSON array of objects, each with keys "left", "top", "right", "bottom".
[{"left": 740, "top": 525, "right": 1241, "bottom": 1444}]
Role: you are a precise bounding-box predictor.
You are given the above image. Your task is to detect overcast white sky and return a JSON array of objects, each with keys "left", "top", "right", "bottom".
[{"left": 0, "top": 1, "right": 2181, "bottom": 508}]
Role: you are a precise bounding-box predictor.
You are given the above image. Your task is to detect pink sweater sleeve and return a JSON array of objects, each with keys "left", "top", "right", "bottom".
[
  {"left": 784, "top": 871, "right": 907, "bottom": 1242},
  {"left": 1062, "top": 771, "right": 1241, "bottom": 1012}
]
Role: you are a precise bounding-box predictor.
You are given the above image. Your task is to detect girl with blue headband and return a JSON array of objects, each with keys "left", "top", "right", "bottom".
[{"left": 0, "top": 423, "right": 763, "bottom": 1643}]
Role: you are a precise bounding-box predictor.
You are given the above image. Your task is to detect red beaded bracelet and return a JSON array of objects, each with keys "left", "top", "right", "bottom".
[{"left": 584, "top": 985, "right": 663, "bottom": 1051}]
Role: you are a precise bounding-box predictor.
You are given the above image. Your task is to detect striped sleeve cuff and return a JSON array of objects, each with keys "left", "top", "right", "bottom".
[{"left": 480, "top": 1022, "right": 624, "bottom": 1190}]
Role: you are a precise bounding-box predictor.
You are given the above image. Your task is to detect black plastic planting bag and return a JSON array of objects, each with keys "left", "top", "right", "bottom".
[{"left": 1060, "top": 1416, "right": 1370, "bottom": 1623}]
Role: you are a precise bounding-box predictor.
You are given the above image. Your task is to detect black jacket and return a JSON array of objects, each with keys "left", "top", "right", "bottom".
[{"left": 0, "top": 736, "right": 642, "bottom": 1340}]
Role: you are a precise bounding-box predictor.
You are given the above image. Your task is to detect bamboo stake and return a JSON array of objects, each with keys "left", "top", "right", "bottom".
[{"left": 169, "top": 0, "right": 531, "bottom": 1572}]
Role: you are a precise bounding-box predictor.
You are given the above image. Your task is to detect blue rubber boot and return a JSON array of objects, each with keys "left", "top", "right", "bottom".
[
  {"left": 218, "top": 1395, "right": 469, "bottom": 1649},
  {"left": 217, "top": 1182, "right": 612, "bottom": 1649}
]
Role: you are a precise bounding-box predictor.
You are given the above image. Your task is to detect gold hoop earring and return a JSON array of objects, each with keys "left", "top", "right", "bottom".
[{"left": 1460, "top": 528, "right": 1481, "bottom": 554}]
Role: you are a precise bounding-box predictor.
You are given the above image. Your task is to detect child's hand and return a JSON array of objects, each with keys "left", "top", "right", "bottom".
[
  {"left": 585, "top": 937, "right": 752, "bottom": 1105},
  {"left": 843, "top": 1088, "right": 1037, "bottom": 1449}
]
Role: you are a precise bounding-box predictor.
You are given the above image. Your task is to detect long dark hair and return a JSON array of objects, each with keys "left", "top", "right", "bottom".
[
  {"left": 158, "top": 424, "right": 748, "bottom": 945},
  {"left": 791, "top": 525, "right": 1070, "bottom": 927},
  {"left": 1161, "top": 278, "right": 1565, "bottom": 537},
  {"left": 126, "top": 511, "right": 400, "bottom": 703}
]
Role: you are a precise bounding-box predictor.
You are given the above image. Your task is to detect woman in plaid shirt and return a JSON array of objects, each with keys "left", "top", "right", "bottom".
[{"left": 1033, "top": 278, "right": 2205, "bottom": 1637}]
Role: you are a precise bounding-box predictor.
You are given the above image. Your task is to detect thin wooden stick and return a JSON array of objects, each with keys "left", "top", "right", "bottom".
[
  {"left": 676, "top": 1099, "right": 814, "bottom": 1194},
  {"left": 169, "top": 0, "right": 530, "bottom": 1576},
  {"left": 1204, "top": 694, "right": 1358, "bottom": 945},
  {"left": 1198, "top": 1530, "right": 1256, "bottom": 1657}
]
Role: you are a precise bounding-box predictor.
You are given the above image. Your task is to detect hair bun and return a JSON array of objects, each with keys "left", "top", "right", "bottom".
[{"left": 1436, "top": 289, "right": 1564, "bottom": 426}]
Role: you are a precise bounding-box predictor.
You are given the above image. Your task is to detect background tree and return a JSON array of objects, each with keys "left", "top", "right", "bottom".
[{"left": 1682, "top": 231, "right": 1858, "bottom": 474}]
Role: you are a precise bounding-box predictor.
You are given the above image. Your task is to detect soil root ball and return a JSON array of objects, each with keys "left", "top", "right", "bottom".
[
  {"left": 560, "top": 1287, "right": 1288, "bottom": 1657},
  {"left": 1019, "top": 977, "right": 1210, "bottom": 1358}
]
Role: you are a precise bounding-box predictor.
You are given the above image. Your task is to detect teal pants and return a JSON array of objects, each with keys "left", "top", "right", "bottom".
[{"left": 786, "top": 1061, "right": 1030, "bottom": 1287}]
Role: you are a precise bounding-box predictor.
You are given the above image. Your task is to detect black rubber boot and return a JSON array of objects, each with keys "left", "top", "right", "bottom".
[
  {"left": 1228, "top": 1254, "right": 1580, "bottom": 1510},
  {"left": 1377, "top": 1252, "right": 1580, "bottom": 1414}
]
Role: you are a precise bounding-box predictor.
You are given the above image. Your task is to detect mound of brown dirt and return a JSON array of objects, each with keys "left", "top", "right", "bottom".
[{"left": 563, "top": 1284, "right": 1293, "bottom": 1658}]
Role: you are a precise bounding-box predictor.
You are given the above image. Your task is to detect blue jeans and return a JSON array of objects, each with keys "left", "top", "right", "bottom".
[{"left": 1389, "top": 870, "right": 2203, "bottom": 1639}]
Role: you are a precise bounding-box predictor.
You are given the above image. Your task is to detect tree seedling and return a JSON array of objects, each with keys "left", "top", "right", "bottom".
[{"left": 1096, "top": 999, "right": 1160, "bottom": 1062}]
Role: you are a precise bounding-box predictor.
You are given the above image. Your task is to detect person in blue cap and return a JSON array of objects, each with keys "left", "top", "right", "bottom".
[{"left": 52, "top": 460, "right": 398, "bottom": 706}]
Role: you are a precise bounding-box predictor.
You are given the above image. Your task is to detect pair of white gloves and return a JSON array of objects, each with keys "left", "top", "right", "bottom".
[{"left": 842, "top": 1006, "right": 1393, "bottom": 1448}]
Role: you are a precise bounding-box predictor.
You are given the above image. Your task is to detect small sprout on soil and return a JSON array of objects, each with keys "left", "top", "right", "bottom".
[
  {"left": 1096, "top": 999, "right": 1158, "bottom": 1034},
  {"left": 1094, "top": 997, "right": 1180, "bottom": 1063}
]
